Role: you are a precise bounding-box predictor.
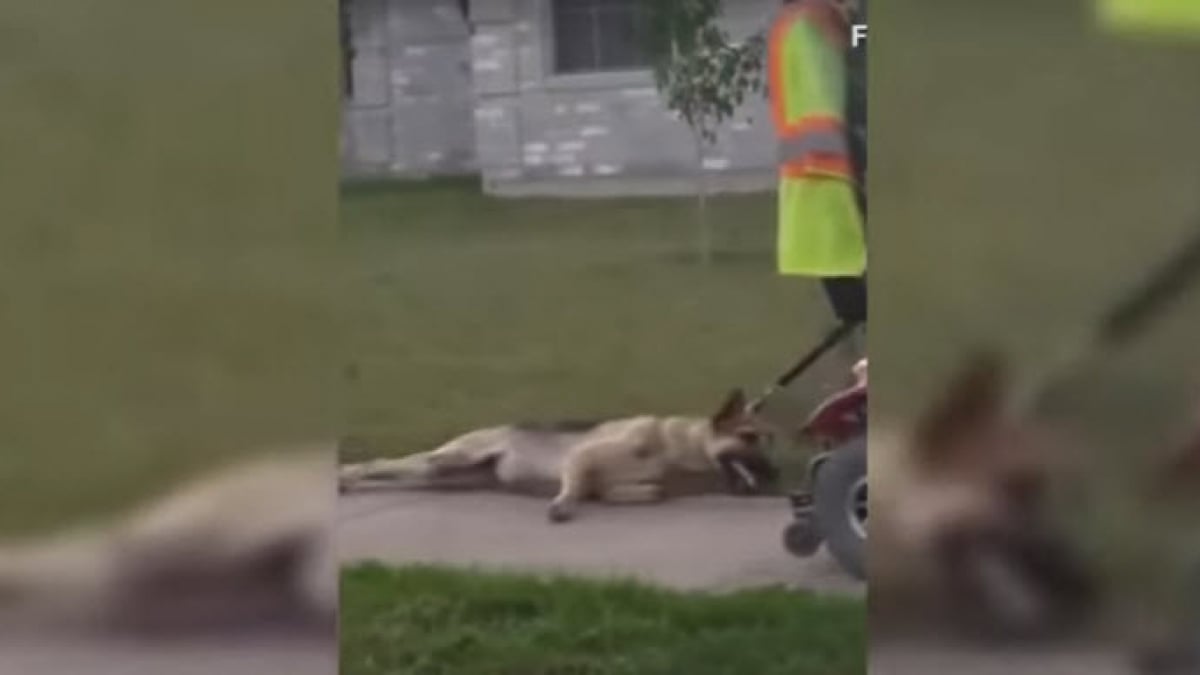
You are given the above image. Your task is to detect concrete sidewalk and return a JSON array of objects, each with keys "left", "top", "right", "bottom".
[
  {"left": 337, "top": 491, "right": 863, "bottom": 595},
  {"left": 336, "top": 491, "right": 1144, "bottom": 673},
  {"left": 0, "top": 629, "right": 334, "bottom": 675},
  {"left": 868, "top": 640, "right": 1131, "bottom": 675}
]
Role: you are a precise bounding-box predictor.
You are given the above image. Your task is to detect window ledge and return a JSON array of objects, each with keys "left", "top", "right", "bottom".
[{"left": 541, "top": 69, "right": 656, "bottom": 92}]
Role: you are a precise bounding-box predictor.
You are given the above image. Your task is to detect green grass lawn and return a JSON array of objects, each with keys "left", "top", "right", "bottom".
[
  {"left": 340, "top": 562, "right": 866, "bottom": 675},
  {"left": 0, "top": 2, "right": 336, "bottom": 536},
  {"left": 341, "top": 178, "right": 847, "bottom": 465}
]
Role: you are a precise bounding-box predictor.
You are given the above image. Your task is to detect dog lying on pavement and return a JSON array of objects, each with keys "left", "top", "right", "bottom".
[{"left": 338, "top": 389, "right": 780, "bottom": 523}]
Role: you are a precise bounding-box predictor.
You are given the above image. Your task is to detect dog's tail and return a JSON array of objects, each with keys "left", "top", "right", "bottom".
[{"left": 0, "top": 528, "right": 118, "bottom": 626}]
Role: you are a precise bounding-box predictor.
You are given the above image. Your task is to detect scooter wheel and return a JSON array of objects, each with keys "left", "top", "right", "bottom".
[{"left": 783, "top": 519, "right": 823, "bottom": 557}]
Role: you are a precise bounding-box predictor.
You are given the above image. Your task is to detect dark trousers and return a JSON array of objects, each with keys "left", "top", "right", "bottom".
[{"left": 822, "top": 275, "right": 867, "bottom": 324}]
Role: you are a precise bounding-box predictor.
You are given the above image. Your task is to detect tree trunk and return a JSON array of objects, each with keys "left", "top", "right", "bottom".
[{"left": 692, "top": 131, "right": 712, "bottom": 266}]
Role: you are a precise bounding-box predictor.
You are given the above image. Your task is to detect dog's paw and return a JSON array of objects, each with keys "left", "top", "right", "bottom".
[{"left": 547, "top": 500, "right": 576, "bottom": 523}]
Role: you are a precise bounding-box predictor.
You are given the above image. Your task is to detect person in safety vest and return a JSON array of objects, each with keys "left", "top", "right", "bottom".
[{"left": 769, "top": 0, "right": 867, "bottom": 341}]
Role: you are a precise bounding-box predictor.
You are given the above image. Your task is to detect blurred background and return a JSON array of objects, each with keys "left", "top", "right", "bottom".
[
  {"left": 0, "top": 2, "right": 337, "bottom": 534},
  {"left": 0, "top": 1, "right": 337, "bottom": 672},
  {"left": 872, "top": 0, "right": 1200, "bottom": 670}
]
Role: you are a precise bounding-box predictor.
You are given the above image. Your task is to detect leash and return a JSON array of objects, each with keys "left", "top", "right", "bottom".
[
  {"left": 1018, "top": 223, "right": 1200, "bottom": 415},
  {"left": 745, "top": 220, "right": 1200, "bottom": 417},
  {"left": 746, "top": 320, "right": 862, "bottom": 414}
]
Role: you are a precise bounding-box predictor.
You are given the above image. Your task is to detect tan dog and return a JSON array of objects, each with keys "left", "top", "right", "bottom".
[
  {"left": 870, "top": 354, "right": 1096, "bottom": 638},
  {"left": 338, "top": 389, "right": 779, "bottom": 522},
  {"left": 0, "top": 445, "right": 336, "bottom": 636}
]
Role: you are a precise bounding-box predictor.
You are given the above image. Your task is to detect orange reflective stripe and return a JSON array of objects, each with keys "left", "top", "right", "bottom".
[
  {"left": 779, "top": 115, "right": 849, "bottom": 166},
  {"left": 769, "top": 1, "right": 849, "bottom": 133},
  {"left": 778, "top": 115, "right": 844, "bottom": 140},
  {"left": 768, "top": 4, "right": 805, "bottom": 133},
  {"left": 779, "top": 130, "right": 848, "bottom": 164},
  {"left": 781, "top": 154, "right": 854, "bottom": 180}
]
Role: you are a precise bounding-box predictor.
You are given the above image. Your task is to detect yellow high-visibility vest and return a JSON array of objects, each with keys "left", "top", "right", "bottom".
[
  {"left": 770, "top": 0, "right": 866, "bottom": 277},
  {"left": 1099, "top": 0, "right": 1200, "bottom": 37}
]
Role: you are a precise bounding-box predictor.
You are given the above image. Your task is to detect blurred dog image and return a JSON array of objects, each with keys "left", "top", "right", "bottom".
[
  {"left": 870, "top": 354, "right": 1097, "bottom": 638},
  {"left": 0, "top": 446, "right": 336, "bottom": 636},
  {"left": 338, "top": 389, "right": 779, "bottom": 523},
  {"left": 1157, "top": 403, "right": 1200, "bottom": 494}
]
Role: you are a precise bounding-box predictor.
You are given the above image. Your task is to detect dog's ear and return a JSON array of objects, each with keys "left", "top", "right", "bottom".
[
  {"left": 711, "top": 388, "right": 748, "bottom": 432},
  {"left": 912, "top": 351, "right": 1007, "bottom": 466}
]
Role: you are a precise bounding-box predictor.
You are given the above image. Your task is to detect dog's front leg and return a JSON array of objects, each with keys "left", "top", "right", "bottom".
[{"left": 548, "top": 449, "right": 597, "bottom": 523}]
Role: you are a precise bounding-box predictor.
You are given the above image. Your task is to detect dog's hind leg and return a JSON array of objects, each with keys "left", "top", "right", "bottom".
[
  {"left": 425, "top": 444, "right": 497, "bottom": 471},
  {"left": 338, "top": 453, "right": 440, "bottom": 492},
  {"left": 339, "top": 431, "right": 509, "bottom": 493}
]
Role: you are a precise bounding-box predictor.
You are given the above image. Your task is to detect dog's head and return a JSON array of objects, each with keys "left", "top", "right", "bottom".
[
  {"left": 875, "top": 353, "right": 1096, "bottom": 637},
  {"left": 908, "top": 353, "right": 1052, "bottom": 512},
  {"left": 706, "top": 388, "right": 779, "bottom": 494}
]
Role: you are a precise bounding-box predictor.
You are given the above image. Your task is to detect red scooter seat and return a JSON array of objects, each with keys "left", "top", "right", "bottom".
[{"left": 801, "top": 383, "right": 867, "bottom": 447}]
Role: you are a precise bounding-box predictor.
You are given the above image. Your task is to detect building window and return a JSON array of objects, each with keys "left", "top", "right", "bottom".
[{"left": 552, "top": 0, "right": 652, "bottom": 75}]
